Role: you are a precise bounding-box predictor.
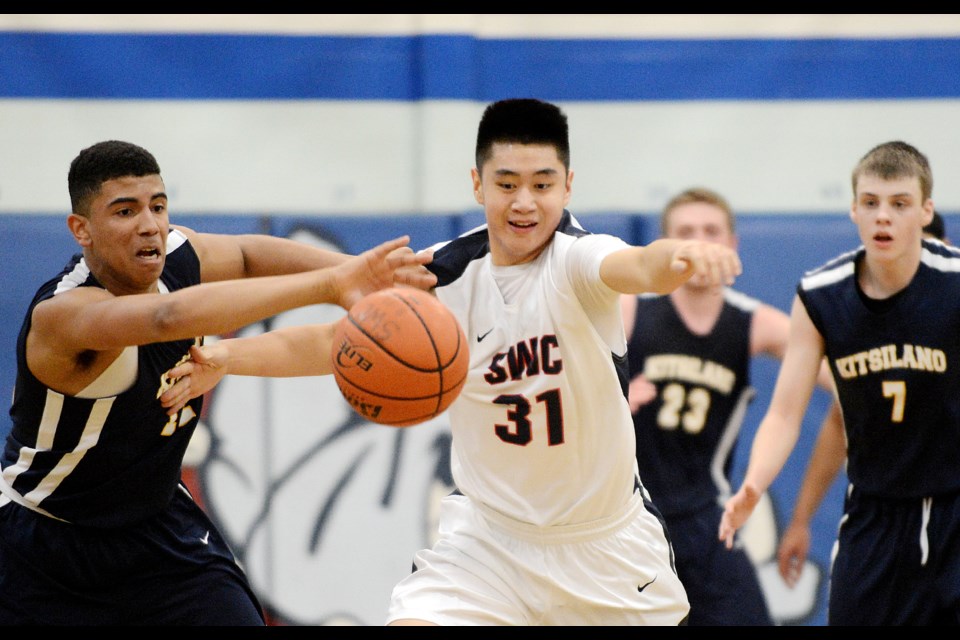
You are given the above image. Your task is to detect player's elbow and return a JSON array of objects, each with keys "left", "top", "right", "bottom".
[{"left": 149, "top": 299, "right": 194, "bottom": 340}]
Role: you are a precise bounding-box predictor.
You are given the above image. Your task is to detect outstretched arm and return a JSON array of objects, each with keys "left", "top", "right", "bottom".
[
  {"left": 719, "top": 295, "right": 825, "bottom": 548},
  {"left": 160, "top": 323, "right": 338, "bottom": 414},
  {"left": 179, "top": 224, "right": 435, "bottom": 290},
  {"left": 601, "top": 238, "right": 742, "bottom": 295},
  {"left": 776, "top": 401, "right": 846, "bottom": 586},
  {"left": 30, "top": 236, "right": 434, "bottom": 396}
]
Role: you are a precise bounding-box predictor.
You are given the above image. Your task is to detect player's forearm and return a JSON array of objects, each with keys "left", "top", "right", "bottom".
[
  {"left": 161, "top": 272, "right": 338, "bottom": 339},
  {"left": 219, "top": 324, "right": 336, "bottom": 377},
  {"left": 601, "top": 239, "right": 689, "bottom": 295},
  {"left": 742, "top": 414, "right": 801, "bottom": 495}
]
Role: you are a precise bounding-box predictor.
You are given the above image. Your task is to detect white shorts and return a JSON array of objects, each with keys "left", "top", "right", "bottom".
[{"left": 386, "top": 490, "right": 689, "bottom": 625}]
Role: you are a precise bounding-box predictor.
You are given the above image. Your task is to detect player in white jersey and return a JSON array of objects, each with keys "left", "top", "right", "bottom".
[{"left": 383, "top": 98, "right": 741, "bottom": 625}]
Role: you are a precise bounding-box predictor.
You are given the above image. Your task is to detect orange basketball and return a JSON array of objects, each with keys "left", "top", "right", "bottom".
[{"left": 330, "top": 288, "right": 469, "bottom": 427}]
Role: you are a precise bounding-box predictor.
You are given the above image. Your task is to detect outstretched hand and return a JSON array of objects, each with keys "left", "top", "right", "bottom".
[
  {"left": 334, "top": 236, "right": 437, "bottom": 309},
  {"left": 718, "top": 483, "right": 761, "bottom": 549},
  {"left": 159, "top": 344, "right": 228, "bottom": 416},
  {"left": 671, "top": 240, "right": 742, "bottom": 288}
]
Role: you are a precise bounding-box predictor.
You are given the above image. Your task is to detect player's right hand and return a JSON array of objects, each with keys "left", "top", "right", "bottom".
[
  {"left": 334, "top": 236, "right": 437, "bottom": 309},
  {"left": 159, "top": 344, "right": 228, "bottom": 415},
  {"left": 718, "top": 483, "right": 761, "bottom": 549}
]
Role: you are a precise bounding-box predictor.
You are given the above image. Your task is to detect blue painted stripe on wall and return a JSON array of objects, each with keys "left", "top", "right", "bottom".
[{"left": 3, "top": 32, "right": 959, "bottom": 100}]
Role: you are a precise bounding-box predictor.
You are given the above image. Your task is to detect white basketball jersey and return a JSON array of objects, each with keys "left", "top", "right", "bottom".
[{"left": 427, "top": 214, "right": 638, "bottom": 526}]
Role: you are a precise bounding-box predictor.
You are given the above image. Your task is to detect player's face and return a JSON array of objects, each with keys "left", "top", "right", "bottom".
[
  {"left": 851, "top": 175, "right": 933, "bottom": 265},
  {"left": 472, "top": 142, "right": 572, "bottom": 266},
  {"left": 665, "top": 201, "right": 736, "bottom": 290},
  {"left": 70, "top": 174, "right": 170, "bottom": 295}
]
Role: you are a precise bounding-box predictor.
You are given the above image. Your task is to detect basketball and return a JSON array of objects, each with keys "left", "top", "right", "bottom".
[{"left": 330, "top": 288, "right": 469, "bottom": 427}]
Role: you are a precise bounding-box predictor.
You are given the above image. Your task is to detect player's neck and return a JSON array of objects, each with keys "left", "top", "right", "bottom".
[
  {"left": 670, "top": 286, "right": 724, "bottom": 336},
  {"left": 859, "top": 248, "right": 922, "bottom": 300}
]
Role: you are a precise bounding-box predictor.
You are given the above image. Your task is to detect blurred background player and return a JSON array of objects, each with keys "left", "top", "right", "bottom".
[{"left": 621, "top": 187, "right": 840, "bottom": 625}]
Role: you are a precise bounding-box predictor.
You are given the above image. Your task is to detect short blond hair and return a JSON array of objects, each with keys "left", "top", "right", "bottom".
[
  {"left": 852, "top": 141, "right": 932, "bottom": 201},
  {"left": 661, "top": 187, "right": 735, "bottom": 236}
]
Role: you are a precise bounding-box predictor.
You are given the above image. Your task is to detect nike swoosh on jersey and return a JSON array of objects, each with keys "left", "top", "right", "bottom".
[
  {"left": 637, "top": 575, "right": 657, "bottom": 593},
  {"left": 477, "top": 328, "right": 494, "bottom": 342}
]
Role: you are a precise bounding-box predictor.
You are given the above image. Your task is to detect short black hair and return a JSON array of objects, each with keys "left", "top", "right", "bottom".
[
  {"left": 475, "top": 98, "right": 570, "bottom": 172},
  {"left": 68, "top": 140, "right": 162, "bottom": 215}
]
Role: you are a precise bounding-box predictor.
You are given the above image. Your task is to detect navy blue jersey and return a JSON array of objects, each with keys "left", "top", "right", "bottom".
[
  {"left": 627, "top": 290, "right": 757, "bottom": 518},
  {"left": 4, "top": 229, "right": 204, "bottom": 527},
  {"left": 798, "top": 238, "right": 960, "bottom": 498}
]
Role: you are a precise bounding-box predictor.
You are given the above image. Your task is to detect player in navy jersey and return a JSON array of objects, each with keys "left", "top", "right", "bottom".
[
  {"left": 776, "top": 211, "right": 950, "bottom": 588},
  {"left": 0, "top": 140, "right": 435, "bottom": 625},
  {"left": 622, "top": 187, "right": 840, "bottom": 625},
  {"left": 167, "top": 99, "right": 741, "bottom": 626},
  {"left": 720, "top": 141, "right": 960, "bottom": 625}
]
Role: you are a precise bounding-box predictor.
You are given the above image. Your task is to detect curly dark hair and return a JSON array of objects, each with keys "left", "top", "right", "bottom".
[{"left": 68, "top": 140, "right": 161, "bottom": 215}]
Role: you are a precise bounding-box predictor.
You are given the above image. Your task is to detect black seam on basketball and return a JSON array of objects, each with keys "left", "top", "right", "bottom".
[
  {"left": 335, "top": 290, "right": 466, "bottom": 425},
  {"left": 344, "top": 314, "right": 444, "bottom": 373}
]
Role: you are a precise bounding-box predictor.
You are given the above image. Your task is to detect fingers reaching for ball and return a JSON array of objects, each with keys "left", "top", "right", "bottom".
[
  {"left": 390, "top": 246, "right": 437, "bottom": 291},
  {"left": 336, "top": 236, "right": 438, "bottom": 309}
]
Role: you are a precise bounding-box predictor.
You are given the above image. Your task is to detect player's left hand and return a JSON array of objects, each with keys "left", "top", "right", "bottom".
[
  {"left": 671, "top": 240, "right": 742, "bottom": 287},
  {"left": 159, "top": 344, "right": 228, "bottom": 415}
]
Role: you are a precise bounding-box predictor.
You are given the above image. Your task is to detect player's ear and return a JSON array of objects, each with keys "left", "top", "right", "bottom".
[
  {"left": 67, "top": 213, "right": 92, "bottom": 247},
  {"left": 921, "top": 200, "right": 935, "bottom": 228},
  {"left": 563, "top": 170, "right": 573, "bottom": 206},
  {"left": 472, "top": 168, "right": 483, "bottom": 205}
]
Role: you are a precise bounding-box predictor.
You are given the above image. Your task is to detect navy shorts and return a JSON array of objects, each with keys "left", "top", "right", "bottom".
[
  {"left": 829, "top": 487, "right": 960, "bottom": 625},
  {"left": 667, "top": 504, "right": 773, "bottom": 626},
  {"left": 0, "top": 486, "right": 264, "bottom": 625}
]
